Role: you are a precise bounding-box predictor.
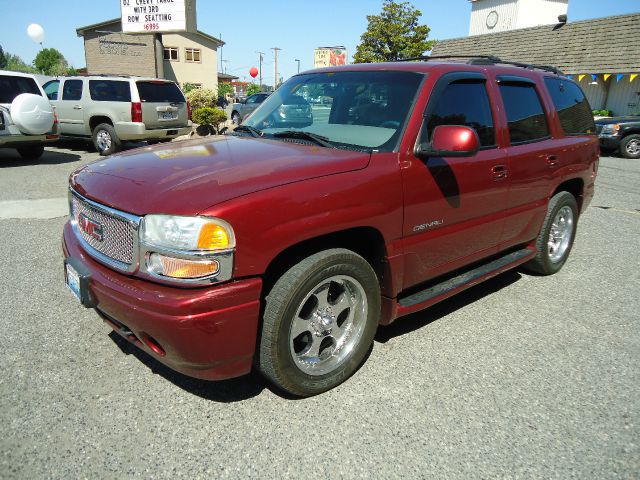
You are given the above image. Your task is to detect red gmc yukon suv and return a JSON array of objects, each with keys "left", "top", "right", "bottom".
[{"left": 63, "top": 58, "right": 599, "bottom": 396}]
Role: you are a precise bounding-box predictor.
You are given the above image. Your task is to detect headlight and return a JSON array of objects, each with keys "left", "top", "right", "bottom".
[
  {"left": 141, "top": 215, "right": 235, "bottom": 283},
  {"left": 142, "top": 215, "right": 235, "bottom": 251},
  {"left": 600, "top": 124, "right": 620, "bottom": 136}
]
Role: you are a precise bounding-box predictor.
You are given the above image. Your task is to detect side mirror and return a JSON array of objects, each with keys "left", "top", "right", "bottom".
[{"left": 416, "top": 125, "right": 480, "bottom": 158}]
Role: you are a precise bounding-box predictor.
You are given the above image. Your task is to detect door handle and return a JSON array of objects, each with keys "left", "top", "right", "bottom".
[
  {"left": 491, "top": 164, "right": 508, "bottom": 181},
  {"left": 73, "top": 105, "right": 83, "bottom": 110},
  {"left": 546, "top": 155, "right": 558, "bottom": 167}
]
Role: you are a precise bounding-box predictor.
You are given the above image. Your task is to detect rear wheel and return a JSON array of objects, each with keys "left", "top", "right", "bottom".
[
  {"left": 620, "top": 134, "right": 640, "bottom": 159},
  {"left": 16, "top": 145, "right": 45, "bottom": 160},
  {"left": 92, "top": 123, "right": 121, "bottom": 156},
  {"left": 259, "top": 249, "right": 380, "bottom": 397},
  {"left": 524, "top": 191, "right": 578, "bottom": 275}
]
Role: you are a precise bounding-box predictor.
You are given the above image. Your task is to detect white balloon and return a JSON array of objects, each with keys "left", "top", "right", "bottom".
[{"left": 27, "top": 24, "right": 45, "bottom": 44}]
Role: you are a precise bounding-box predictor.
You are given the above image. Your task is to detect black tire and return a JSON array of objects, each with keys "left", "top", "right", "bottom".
[
  {"left": 258, "top": 249, "right": 381, "bottom": 397},
  {"left": 147, "top": 139, "right": 172, "bottom": 145},
  {"left": 231, "top": 112, "right": 241, "bottom": 125},
  {"left": 620, "top": 134, "right": 640, "bottom": 159},
  {"left": 92, "top": 123, "right": 121, "bottom": 156},
  {"left": 16, "top": 145, "right": 44, "bottom": 160},
  {"left": 523, "top": 191, "right": 578, "bottom": 275}
]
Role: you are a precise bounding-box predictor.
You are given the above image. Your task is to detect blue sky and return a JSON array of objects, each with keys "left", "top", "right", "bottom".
[{"left": 1, "top": 0, "right": 638, "bottom": 83}]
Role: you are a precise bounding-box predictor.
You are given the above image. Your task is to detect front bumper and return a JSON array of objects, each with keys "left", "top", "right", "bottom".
[
  {"left": 598, "top": 136, "right": 621, "bottom": 150},
  {"left": 63, "top": 221, "right": 262, "bottom": 380},
  {"left": 115, "top": 121, "right": 192, "bottom": 140}
]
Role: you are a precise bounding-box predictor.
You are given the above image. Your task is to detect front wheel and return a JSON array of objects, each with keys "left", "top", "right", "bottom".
[
  {"left": 92, "top": 123, "right": 121, "bottom": 156},
  {"left": 620, "top": 134, "right": 640, "bottom": 159},
  {"left": 524, "top": 191, "right": 578, "bottom": 275},
  {"left": 258, "top": 249, "right": 381, "bottom": 397}
]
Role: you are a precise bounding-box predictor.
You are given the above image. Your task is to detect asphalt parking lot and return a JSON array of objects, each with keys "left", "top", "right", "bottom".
[{"left": 0, "top": 143, "right": 638, "bottom": 479}]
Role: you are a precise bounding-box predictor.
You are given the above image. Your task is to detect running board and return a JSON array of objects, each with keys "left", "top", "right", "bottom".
[{"left": 397, "top": 248, "right": 534, "bottom": 313}]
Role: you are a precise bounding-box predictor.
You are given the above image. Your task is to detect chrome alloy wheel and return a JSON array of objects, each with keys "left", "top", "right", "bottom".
[
  {"left": 289, "top": 275, "right": 368, "bottom": 376},
  {"left": 625, "top": 138, "right": 640, "bottom": 156},
  {"left": 547, "top": 205, "right": 574, "bottom": 263},
  {"left": 96, "top": 130, "right": 112, "bottom": 152}
]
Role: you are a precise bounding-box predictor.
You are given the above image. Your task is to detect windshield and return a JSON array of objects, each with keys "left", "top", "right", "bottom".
[{"left": 244, "top": 70, "right": 424, "bottom": 152}]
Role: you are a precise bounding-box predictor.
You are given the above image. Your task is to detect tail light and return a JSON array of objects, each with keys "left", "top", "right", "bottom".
[
  {"left": 187, "top": 101, "right": 192, "bottom": 121},
  {"left": 131, "top": 102, "right": 143, "bottom": 123}
]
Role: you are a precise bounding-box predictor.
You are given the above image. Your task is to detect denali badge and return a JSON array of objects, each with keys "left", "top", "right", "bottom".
[
  {"left": 78, "top": 213, "right": 104, "bottom": 242},
  {"left": 413, "top": 219, "right": 444, "bottom": 232}
]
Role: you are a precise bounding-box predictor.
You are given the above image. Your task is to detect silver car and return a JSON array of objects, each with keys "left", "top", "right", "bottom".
[
  {"left": 230, "top": 92, "right": 270, "bottom": 125},
  {"left": 43, "top": 76, "right": 192, "bottom": 155}
]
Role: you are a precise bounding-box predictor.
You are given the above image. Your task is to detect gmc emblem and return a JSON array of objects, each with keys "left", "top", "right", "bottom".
[{"left": 78, "top": 213, "right": 104, "bottom": 242}]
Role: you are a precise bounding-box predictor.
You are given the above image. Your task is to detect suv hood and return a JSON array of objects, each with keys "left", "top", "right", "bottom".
[
  {"left": 595, "top": 116, "right": 640, "bottom": 125},
  {"left": 70, "top": 135, "right": 371, "bottom": 216}
]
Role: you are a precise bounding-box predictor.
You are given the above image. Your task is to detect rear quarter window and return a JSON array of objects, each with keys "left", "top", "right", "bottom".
[
  {"left": 89, "top": 80, "right": 132, "bottom": 102},
  {"left": 544, "top": 77, "right": 596, "bottom": 135},
  {"left": 136, "top": 81, "right": 185, "bottom": 103},
  {"left": 0, "top": 75, "right": 42, "bottom": 103},
  {"left": 499, "top": 83, "right": 550, "bottom": 144}
]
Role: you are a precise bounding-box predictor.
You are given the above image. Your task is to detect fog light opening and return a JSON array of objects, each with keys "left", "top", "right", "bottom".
[{"left": 141, "top": 333, "right": 166, "bottom": 357}]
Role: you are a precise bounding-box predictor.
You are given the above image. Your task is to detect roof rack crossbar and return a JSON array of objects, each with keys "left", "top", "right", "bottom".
[{"left": 397, "top": 54, "right": 564, "bottom": 75}]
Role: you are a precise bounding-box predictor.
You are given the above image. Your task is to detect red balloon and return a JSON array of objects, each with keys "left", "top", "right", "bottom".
[{"left": 249, "top": 67, "right": 259, "bottom": 78}]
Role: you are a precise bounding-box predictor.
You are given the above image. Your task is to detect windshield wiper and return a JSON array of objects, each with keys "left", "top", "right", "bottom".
[
  {"left": 272, "top": 130, "right": 335, "bottom": 149},
  {"left": 231, "top": 125, "right": 263, "bottom": 137}
]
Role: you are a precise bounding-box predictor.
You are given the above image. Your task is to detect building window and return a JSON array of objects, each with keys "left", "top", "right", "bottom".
[
  {"left": 164, "top": 47, "right": 179, "bottom": 61},
  {"left": 185, "top": 48, "right": 201, "bottom": 63}
]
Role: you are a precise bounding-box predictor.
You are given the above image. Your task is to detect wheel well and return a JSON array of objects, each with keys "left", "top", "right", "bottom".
[
  {"left": 553, "top": 178, "right": 584, "bottom": 210},
  {"left": 89, "top": 116, "right": 113, "bottom": 132},
  {"left": 262, "top": 227, "right": 387, "bottom": 294},
  {"left": 622, "top": 129, "right": 640, "bottom": 138}
]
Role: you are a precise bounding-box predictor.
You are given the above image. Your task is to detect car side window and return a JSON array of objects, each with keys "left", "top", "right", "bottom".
[
  {"left": 90, "top": 80, "right": 132, "bottom": 102},
  {"left": 62, "top": 80, "right": 83, "bottom": 101},
  {"left": 543, "top": 77, "right": 595, "bottom": 135},
  {"left": 499, "top": 83, "right": 550, "bottom": 144},
  {"left": 43, "top": 80, "right": 60, "bottom": 100},
  {"left": 424, "top": 80, "right": 496, "bottom": 148},
  {"left": 256, "top": 94, "right": 267, "bottom": 104},
  {"left": 246, "top": 95, "right": 258, "bottom": 104}
]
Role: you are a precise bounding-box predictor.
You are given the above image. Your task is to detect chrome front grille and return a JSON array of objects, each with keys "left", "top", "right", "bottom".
[{"left": 70, "top": 192, "right": 139, "bottom": 267}]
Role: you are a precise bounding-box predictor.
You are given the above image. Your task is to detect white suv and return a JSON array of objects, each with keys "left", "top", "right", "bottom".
[
  {"left": 43, "top": 76, "right": 192, "bottom": 156},
  {"left": 0, "top": 70, "right": 59, "bottom": 160}
]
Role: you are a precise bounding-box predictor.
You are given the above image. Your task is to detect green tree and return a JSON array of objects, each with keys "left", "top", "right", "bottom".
[
  {"left": 245, "top": 83, "right": 261, "bottom": 96},
  {"left": 217, "top": 82, "right": 234, "bottom": 100},
  {"left": 5, "top": 53, "right": 37, "bottom": 73},
  {"left": 353, "top": 0, "right": 436, "bottom": 63},
  {"left": 33, "top": 48, "right": 68, "bottom": 75},
  {"left": 0, "top": 46, "right": 7, "bottom": 69}
]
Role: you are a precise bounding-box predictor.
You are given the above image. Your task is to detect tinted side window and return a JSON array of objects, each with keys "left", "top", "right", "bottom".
[
  {"left": 426, "top": 81, "right": 495, "bottom": 147},
  {"left": 0, "top": 75, "right": 42, "bottom": 103},
  {"left": 246, "top": 95, "right": 259, "bottom": 104},
  {"left": 62, "top": 80, "right": 83, "bottom": 101},
  {"left": 43, "top": 80, "right": 59, "bottom": 100},
  {"left": 499, "top": 83, "right": 550, "bottom": 144},
  {"left": 544, "top": 78, "right": 595, "bottom": 135},
  {"left": 90, "top": 80, "right": 131, "bottom": 102},
  {"left": 136, "top": 81, "right": 184, "bottom": 103}
]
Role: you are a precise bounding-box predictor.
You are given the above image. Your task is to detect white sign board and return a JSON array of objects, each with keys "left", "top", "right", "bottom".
[{"left": 120, "top": 0, "right": 188, "bottom": 33}]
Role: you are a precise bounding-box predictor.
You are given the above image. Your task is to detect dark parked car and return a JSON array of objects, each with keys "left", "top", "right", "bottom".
[
  {"left": 63, "top": 58, "right": 598, "bottom": 397},
  {"left": 595, "top": 115, "right": 640, "bottom": 159}
]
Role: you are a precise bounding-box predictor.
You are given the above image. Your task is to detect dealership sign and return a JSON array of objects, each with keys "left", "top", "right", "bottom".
[{"left": 120, "top": 0, "right": 191, "bottom": 33}]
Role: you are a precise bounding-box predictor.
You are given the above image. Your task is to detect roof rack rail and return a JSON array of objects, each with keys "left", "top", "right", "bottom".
[{"left": 398, "top": 55, "right": 564, "bottom": 75}]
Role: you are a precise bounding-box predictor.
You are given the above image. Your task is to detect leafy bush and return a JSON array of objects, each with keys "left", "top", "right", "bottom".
[
  {"left": 192, "top": 107, "right": 228, "bottom": 134},
  {"left": 182, "top": 83, "right": 199, "bottom": 95},
  {"left": 593, "top": 109, "right": 613, "bottom": 117},
  {"left": 186, "top": 88, "right": 217, "bottom": 110},
  {"left": 245, "top": 83, "right": 261, "bottom": 96}
]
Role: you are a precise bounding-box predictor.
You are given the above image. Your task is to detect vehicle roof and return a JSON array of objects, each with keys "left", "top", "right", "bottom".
[
  {"left": 300, "top": 60, "right": 567, "bottom": 81},
  {"left": 0, "top": 69, "right": 39, "bottom": 79},
  {"left": 49, "top": 75, "right": 177, "bottom": 83}
]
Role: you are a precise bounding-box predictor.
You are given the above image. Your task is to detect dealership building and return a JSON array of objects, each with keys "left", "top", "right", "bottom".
[{"left": 76, "top": 0, "right": 223, "bottom": 91}]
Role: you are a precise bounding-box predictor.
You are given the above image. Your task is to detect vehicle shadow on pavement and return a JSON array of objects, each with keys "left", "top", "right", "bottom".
[
  {"left": 375, "top": 270, "right": 522, "bottom": 343},
  {"left": 108, "top": 332, "right": 268, "bottom": 402},
  {"left": 0, "top": 148, "right": 82, "bottom": 167}
]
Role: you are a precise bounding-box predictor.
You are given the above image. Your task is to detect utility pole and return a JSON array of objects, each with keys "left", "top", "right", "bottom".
[
  {"left": 221, "top": 59, "right": 229, "bottom": 74},
  {"left": 295, "top": 59, "right": 300, "bottom": 74},
  {"left": 256, "top": 51, "right": 264, "bottom": 90},
  {"left": 271, "top": 47, "right": 281, "bottom": 90},
  {"left": 219, "top": 33, "right": 223, "bottom": 73}
]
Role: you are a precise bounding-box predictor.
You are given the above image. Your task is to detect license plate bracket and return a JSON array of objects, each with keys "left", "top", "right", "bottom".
[{"left": 64, "top": 258, "right": 96, "bottom": 308}]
